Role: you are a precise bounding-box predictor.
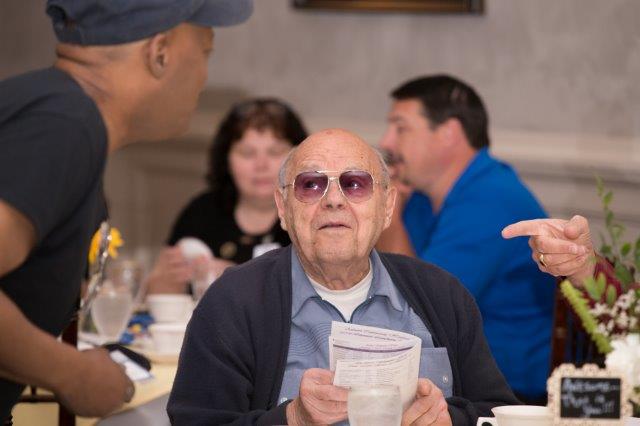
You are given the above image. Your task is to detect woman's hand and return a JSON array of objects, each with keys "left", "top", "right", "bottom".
[{"left": 144, "top": 247, "right": 192, "bottom": 294}]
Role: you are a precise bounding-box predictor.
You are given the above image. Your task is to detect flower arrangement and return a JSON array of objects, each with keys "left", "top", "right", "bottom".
[
  {"left": 560, "top": 177, "right": 640, "bottom": 411},
  {"left": 605, "top": 334, "right": 640, "bottom": 407}
]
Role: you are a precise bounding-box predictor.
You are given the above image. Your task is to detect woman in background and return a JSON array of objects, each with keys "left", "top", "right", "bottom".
[{"left": 146, "top": 98, "right": 308, "bottom": 293}]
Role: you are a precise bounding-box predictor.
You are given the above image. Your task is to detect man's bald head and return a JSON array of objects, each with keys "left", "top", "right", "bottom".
[
  {"left": 278, "top": 128, "right": 389, "bottom": 191},
  {"left": 273, "top": 128, "right": 397, "bottom": 286}
]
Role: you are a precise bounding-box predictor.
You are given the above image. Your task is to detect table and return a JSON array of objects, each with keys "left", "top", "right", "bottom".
[
  {"left": 12, "top": 362, "right": 176, "bottom": 426},
  {"left": 476, "top": 417, "right": 640, "bottom": 425}
]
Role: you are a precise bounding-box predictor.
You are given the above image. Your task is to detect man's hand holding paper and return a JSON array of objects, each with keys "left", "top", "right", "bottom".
[
  {"left": 402, "top": 378, "right": 452, "bottom": 426},
  {"left": 286, "top": 368, "right": 348, "bottom": 426},
  {"left": 330, "top": 322, "right": 421, "bottom": 409}
]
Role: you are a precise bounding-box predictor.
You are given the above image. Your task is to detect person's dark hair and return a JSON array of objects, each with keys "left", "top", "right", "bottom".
[
  {"left": 206, "top": 98, "right": 308, "bottom": 212},
  {"left": 391, "top": 74, "right": 489, "bottom": 149}
]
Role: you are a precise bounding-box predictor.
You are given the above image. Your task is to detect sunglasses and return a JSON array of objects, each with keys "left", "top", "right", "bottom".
[{"left": 283, "top": 170, "right": 379, "bottom": 204}]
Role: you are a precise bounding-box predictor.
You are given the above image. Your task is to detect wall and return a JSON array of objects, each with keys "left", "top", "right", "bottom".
[
  {"left": 210, "top": 0, "right": 640, "bottom": 139},
  {"left": 0, "top": 1, "right": 56, "bottom": 79},
  {"left": 3, "top": 1, "right": 638, "bottom": 135}
]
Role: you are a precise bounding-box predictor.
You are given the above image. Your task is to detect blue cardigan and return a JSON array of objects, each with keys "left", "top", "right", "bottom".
[{"left": 168, "top": 246, "right": 519, "bottom": 425}]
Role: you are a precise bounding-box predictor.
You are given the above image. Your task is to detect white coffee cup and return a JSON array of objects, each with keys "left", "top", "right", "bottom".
[
  {"left": 146, "top": 294, "right": 193, "bottom": 323},
  {"left": 148, "top": 322, "right": 187, "bottom": 355},
  {"left": 477, "top": 405, "right": 552, "bottom": 426}
]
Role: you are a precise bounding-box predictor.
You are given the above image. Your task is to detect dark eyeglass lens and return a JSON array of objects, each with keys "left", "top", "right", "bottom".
[
  {"left": 294, "top": 172, "right": 328, "bottom": 202},
  {"left": 339, "top": 171, "right": 373, "bottom": 201}
]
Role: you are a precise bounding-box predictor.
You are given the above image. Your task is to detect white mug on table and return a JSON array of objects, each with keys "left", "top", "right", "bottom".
[{"left": 476, "top": 405, "right": 551, "bottom": 426}]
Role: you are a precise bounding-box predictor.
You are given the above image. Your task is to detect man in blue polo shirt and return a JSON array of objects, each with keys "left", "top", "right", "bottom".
[{"left": 377, "top": 74, "right": 556, "bottom": 403}]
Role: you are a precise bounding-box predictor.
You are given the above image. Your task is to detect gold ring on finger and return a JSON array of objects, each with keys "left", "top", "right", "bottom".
[{"left": 539, "top": 253, "right": 547, "bottom": 268}]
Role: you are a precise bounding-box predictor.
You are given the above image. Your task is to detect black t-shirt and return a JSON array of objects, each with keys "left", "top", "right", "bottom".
[
  {"left": 168, "top": 191, "right": 290, "bottom": 264},
  {"left": 0, "top": 67, "right": 108, "bottom": 420}
]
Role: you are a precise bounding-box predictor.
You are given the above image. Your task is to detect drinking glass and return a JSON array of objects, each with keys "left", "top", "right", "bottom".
[
  {"left": 91, "top": 263, "right": 141, "bottom": 342},
  {"left": 109, "top": 258, "right": 145, "bottom": 308},
  {"left": 347, "top": 385, "right": 402, "bottom": 426},
  {"left": 190, "top": 261, "right": 215, "bottom": 302}
]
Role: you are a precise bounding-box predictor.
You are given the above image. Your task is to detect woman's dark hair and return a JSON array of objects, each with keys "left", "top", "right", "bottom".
[{"left": 206, "top": 98, "right": 308, "bottom": 212}]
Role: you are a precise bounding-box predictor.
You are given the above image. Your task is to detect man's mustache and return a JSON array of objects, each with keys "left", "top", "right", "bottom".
[{"left": 378, "top": 149, "right": 403, "bottom": 166}]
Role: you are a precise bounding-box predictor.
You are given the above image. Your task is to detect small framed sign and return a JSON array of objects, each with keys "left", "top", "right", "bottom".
[{"left": 548, "top": 363, "right": 632, "bottom": 425}]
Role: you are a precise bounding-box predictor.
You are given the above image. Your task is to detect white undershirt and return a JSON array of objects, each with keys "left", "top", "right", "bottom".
[{"left": 307, "top": 261, "right": 373, "bottom": 321}]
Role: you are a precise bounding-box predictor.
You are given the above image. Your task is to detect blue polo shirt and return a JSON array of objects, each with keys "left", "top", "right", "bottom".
[
  {"left": 278, "top": 249, "right": 453, "bottom": 418},
  {"left": 403, "top": 148, "right": 555, "bottom": 398}
]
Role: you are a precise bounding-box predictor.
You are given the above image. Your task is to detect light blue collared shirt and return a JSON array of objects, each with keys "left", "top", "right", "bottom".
[{"left": 278, "top": 249, "right": 453, "bottom": 420}]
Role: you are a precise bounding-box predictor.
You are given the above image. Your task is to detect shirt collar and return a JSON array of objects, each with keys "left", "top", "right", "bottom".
[
  {"left": 368, "top": 250, "right": 404, "bottom": 312},
  {"left": 290, "top": 249, "right": 403, "bottom": 318},
  {"left": 450, "top": 147, "right": 492, "bottom": 194},
  {"left": 290, "top": 251, "right": 319, "bottom": 318}
]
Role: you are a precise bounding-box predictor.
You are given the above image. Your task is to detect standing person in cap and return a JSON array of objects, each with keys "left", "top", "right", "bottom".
[{"left": 0, "top": 0, "right": 252, "bottom": 421}]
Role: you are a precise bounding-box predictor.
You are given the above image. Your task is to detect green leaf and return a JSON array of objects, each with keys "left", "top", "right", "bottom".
[
  {"left": 606, "top": 286, "right": 617, "bottom": 307},
  {"left": 606, "top": 211, "right": 614, "bottom": 227},
  {"left": 604, "top": 191, "right": 613, "bottom": 207},
  {"left": 583, "top": 276, "right": 602, "bottom": 301},
  {"left": 621, "top": 242, "right": 632, "bottom": 257},
  {"left": 596, "top": 175, "right": 604, "bottom": 195},
  {"left": 601, "top": 244, "right": 612, "bottom": 257},
  {"left": 614, "top": 262, "right": 633, "bottom": 286},
  {"left": 595, "top": 274, "right": 606, "bottom": 300},
  {"left": 613, "top": 223, "right": 625, "bottom": 236},
  {"left": 560, "top": 280, "right": 612, "bottom": 354},
  {"left": 633, "top": 238, "right": 640, "bottom": 276}
]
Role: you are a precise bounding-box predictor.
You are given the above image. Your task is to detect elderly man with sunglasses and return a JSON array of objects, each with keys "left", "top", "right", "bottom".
[{"left": 168, "top": 129, "right": 517, "bottom": 425}]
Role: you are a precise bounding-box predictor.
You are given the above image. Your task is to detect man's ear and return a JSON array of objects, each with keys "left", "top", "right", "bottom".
[
  {"left": 146, "top": 32, "right": 171, "bottom": 79},
  {"left": 274, "top": 189, "right": 288, "bottom": 231},
  {"left": 383, "top": 186, "right": 397, "bottom": 230},
  {"left": 439, "top": 118, "right": 465, "bottom": 148}
]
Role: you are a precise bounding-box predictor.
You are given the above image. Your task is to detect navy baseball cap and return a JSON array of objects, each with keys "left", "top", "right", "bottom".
[{"left": 46, "top": 0, "right": 253, "bottom": 45}]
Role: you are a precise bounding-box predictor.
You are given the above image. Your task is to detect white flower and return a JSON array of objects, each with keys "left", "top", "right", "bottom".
[
  {"left": 615, "top": 312, "right": 629, "bottom": 330},
  {"left": 605, "top": 333, "right": 640, "bottom": 388},
  {"left": 612, "top": 305, "right": 621, "bottom": 318},
  {"left": 597, "top": 323, "right": 610, "bottom": 337},
  {"left": 591, "top": 302, "right": 609, "bottom": 317},
  {"left": 615, "top": 291, "right": 633, "bottom": 310}
]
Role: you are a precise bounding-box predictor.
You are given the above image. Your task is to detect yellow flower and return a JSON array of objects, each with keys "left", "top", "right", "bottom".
[{"left": 88, "top": 227, "right": 124, "bottom": 265}]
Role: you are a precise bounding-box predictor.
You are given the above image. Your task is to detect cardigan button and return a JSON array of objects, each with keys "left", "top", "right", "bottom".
[{"left": 442, "top": 375, "right": 449, "bottom": 384}]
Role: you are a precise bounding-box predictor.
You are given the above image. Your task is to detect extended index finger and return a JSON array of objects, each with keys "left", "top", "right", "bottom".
[{"left": 501, "top": 219, "right": 547, "bottom": 239}]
